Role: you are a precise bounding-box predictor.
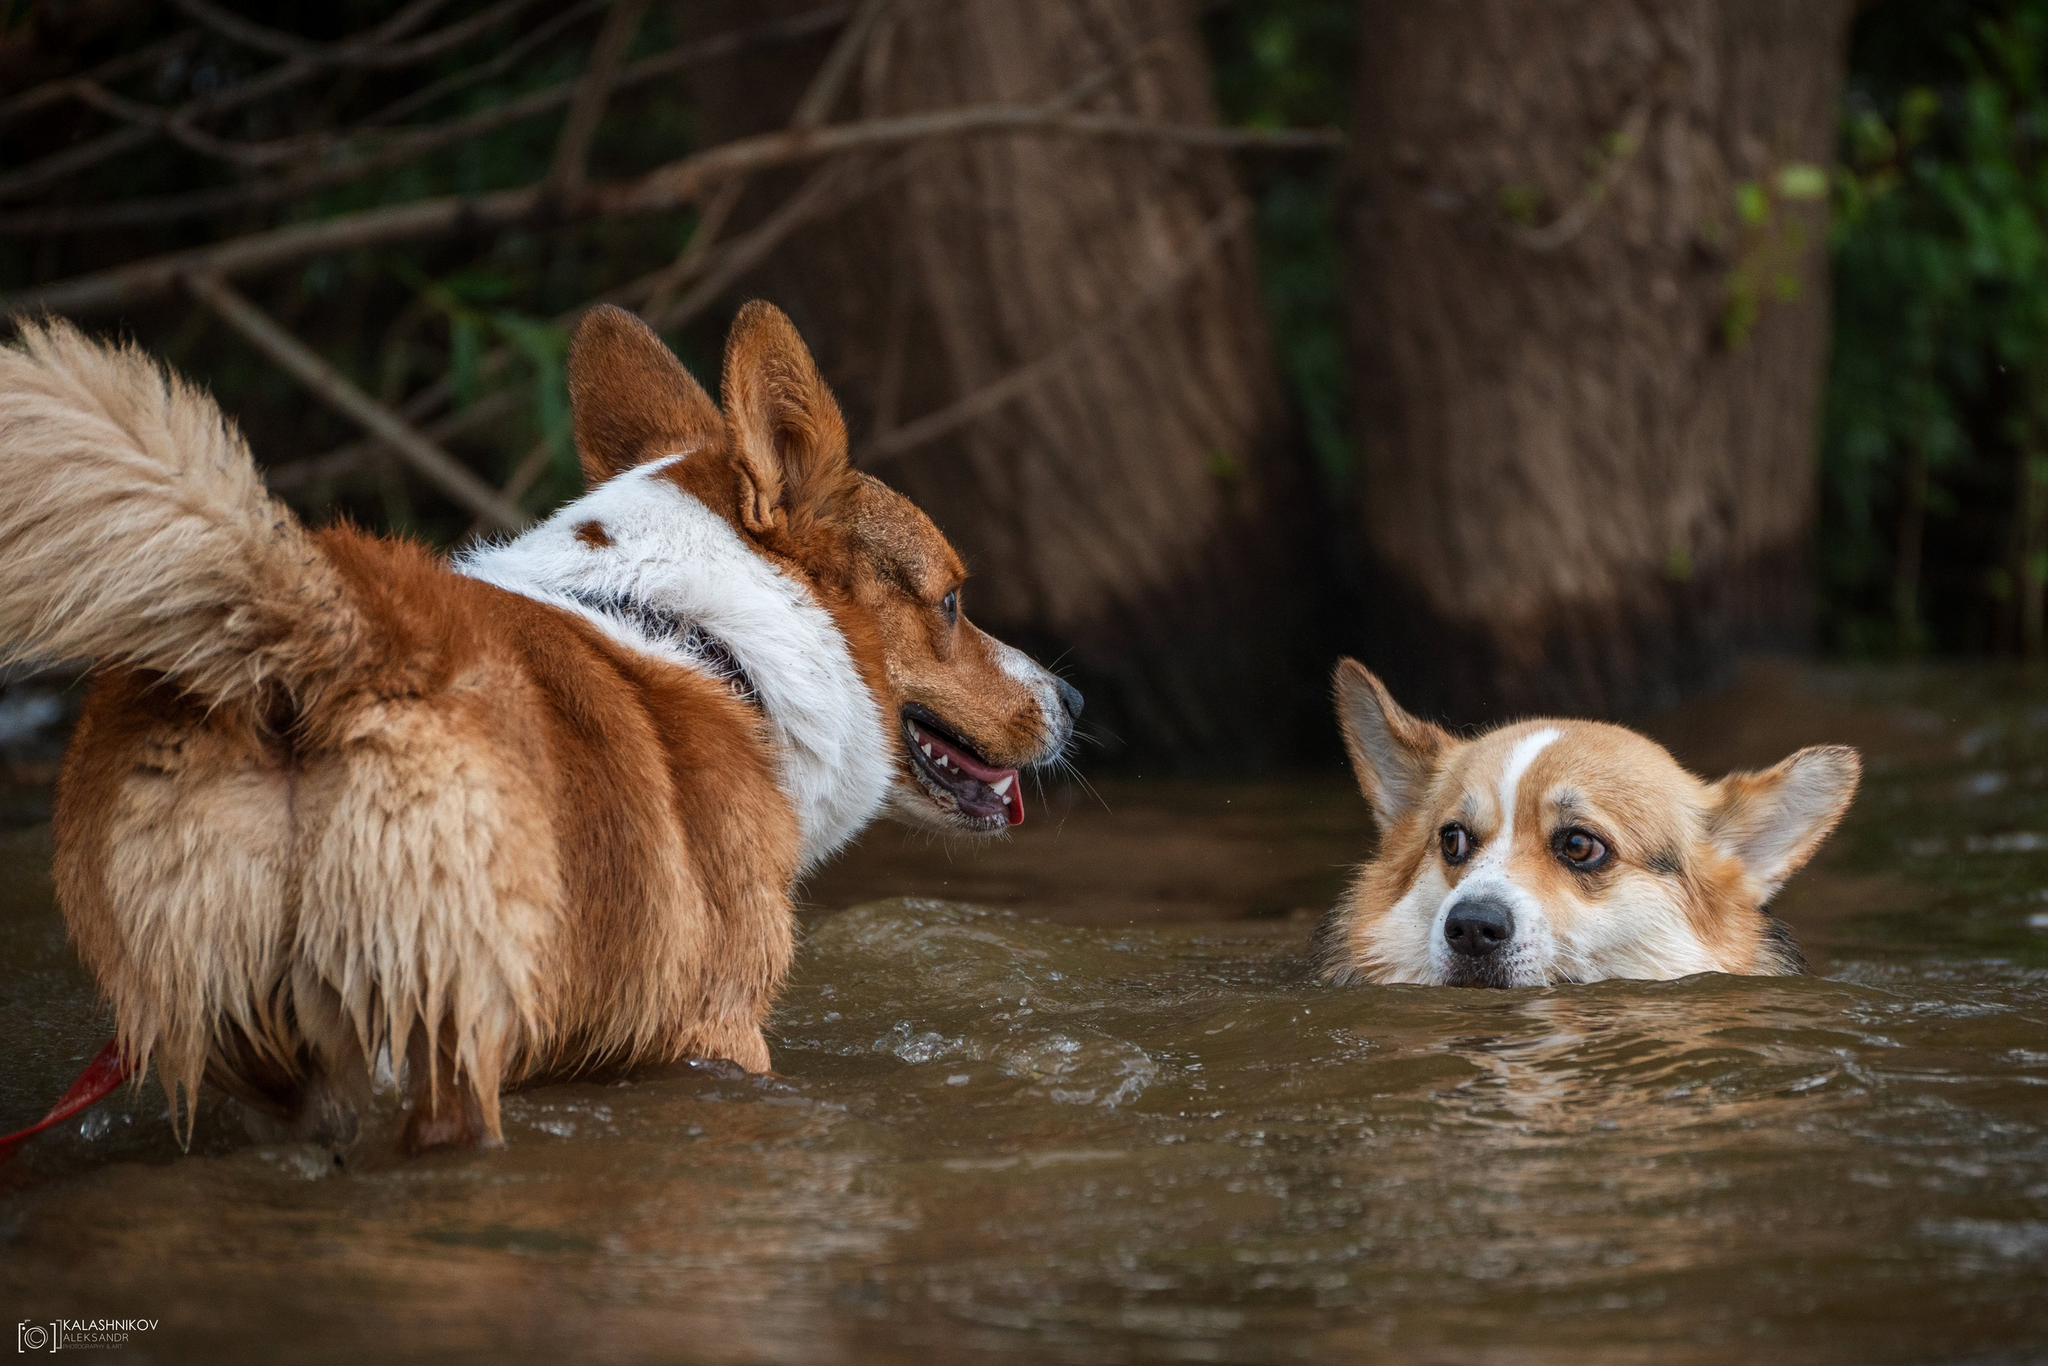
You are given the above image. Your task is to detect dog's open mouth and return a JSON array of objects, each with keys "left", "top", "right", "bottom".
[{"left": 903, "top": 707, "right": 1023, "bottom": 829}]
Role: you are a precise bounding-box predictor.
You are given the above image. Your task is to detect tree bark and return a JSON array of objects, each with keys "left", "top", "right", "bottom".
[
  {"left": 683, "top": 0, "right": 1310, "bottom": 766},
  {"left": 1343, "top": 1, "right": 1854, "bottom": 722}
]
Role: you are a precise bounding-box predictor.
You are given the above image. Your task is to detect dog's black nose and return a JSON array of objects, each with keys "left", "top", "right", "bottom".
[
  {"left": 1443, "top": 899, "right": 1514, "bottom": 958},
  {"left": 1055, "top": 677, "right": 1084, "bottom": 721}
]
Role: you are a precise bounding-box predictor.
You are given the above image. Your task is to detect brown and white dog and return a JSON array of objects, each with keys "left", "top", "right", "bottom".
[
  {"left": 0, "top": 303, "right": 1079, "bottom": 1150},
  {"left": 1315, "top": 660, "right": 1858, "bottom": 988}
]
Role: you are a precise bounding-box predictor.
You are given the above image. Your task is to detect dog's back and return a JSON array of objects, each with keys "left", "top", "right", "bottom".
[{"left": 4, "top": 321, "right": 796, "bottom": 1148}]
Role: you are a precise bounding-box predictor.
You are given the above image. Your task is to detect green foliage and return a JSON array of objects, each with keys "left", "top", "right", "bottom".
[
  {"left": 1823, "top": 0, "right": 2048, "bottom": 654},
  {"left": 1202, "top": 0, "right": 1356, "bottom": 489}
]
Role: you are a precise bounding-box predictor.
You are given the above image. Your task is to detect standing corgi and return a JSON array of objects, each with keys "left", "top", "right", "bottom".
[
  {"left": 0, "top": 302, "right": 1079, "bottom": 1151},
  {"left": 1315, "top": 659, "right": 1857, "bottom": 988}
]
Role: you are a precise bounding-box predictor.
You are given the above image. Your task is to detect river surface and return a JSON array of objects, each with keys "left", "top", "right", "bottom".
[{"left": 1, "top": 662, "right": 2045, "bottom": 1363}]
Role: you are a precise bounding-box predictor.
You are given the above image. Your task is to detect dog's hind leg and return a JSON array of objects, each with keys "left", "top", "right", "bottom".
[
  {"left": 295, "top": 702, "right": 554, "bottom": 1156},
  {"left": 208, "top": 977, "right": 372, "bottom": 1146},
  {"left": 55, "top": 681, "right": 304, "bottom": 1142},
  {"left": 399, "top": 1022, "right": 499, "bottom": 1155}
]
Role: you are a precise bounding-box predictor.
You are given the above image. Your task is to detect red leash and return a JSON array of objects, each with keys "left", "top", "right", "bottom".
[{"left": 0, "top": 1040, "right": 133, "bottom": 1165}]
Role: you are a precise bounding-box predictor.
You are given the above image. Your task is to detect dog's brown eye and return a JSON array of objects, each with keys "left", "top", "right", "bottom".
[
  {"left": 941, "top": 590, "right": 958, "bottom": 625},
  {"left": 1439, "top": 823, "right": 1472, "bottom": 865},
  {"left": 1554, "top": 827, "right": 1609, "bottom": 871}
]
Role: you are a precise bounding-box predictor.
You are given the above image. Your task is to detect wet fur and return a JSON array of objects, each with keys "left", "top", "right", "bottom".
[{"left": 2, "top": 307, "right": 1072, "bottom": 1150}]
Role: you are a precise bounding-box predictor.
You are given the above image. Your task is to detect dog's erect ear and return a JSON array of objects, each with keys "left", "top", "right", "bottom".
[
  {"left": 720, "top": 300, "right": 849, "bottom": 535},
  {"left": 567, "top": 304, "right": 722, "bottom": 489},
  {"left": 1333, "top": 659, "right": 1453, "bottom": 832},
  {"left": 1707, "top": 746, "right": 1861, "bottom": 901}
]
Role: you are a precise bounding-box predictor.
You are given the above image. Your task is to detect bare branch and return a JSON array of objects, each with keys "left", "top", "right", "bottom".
[
  {"left": 272, "top": 169, "right": 872, "bottom": 495},
  {"left": 0, "top": 32, "right": 199, "bottom": 130},
  {"left": 361, "top": 0, "right": 610, "bottom": 131},
  {"left": 644, "top": 0, "right": 884, "bottom": 317},
  {"left": 260, "top": 5, "right": 1192, "bottom": 508},
  {"left": 65, "top": 79, "right": 326, "bottom": 168},
  {"left": 791, "top": 0, "right": 889, "bottom": 129},
  {"left": 262, "top": 388, "right": 523, "bottom": 494},
  {"left": 861, "top": 201, "right": 1252, "bottom": 467},
  {"left": 0, "top": 0, "right": 537, "bottom": 202},
  {"left": 268, "top": 214, "right": 780, "bottom": 492},
  {"left": 609, "top": 106, "right": 1342, "bottom": 212},
  {"left": 171, "top": 0, "right": 537, "bottom": 69},
  {"left": 272, "top": 221, "right": 768, "bottom": 494},
  {"left": 367, "top": 0, "right": 460, "bottom": 43},
  {"left": 186, "top": 273, "right": 530, "bottom": 531},
  {"left": 641, "top": 180, "right": 747, "bottom": 322},
  {"left": 10, "top": 189, "right": 538, "bottom": 317},
  {"left": 0, "top": 55, "right": 323, "bottom": 203},
  {"left": 648, "top": 160, "right": 866, "bottom": 332},
  {"left": 462, "top": 7, "right": 891, "bottom": 533},
  {"left": 5, "top": 109, "right": 1336, "bottom": 316},
  {"left": 548, "top": 0, "right": 650, "bottom": 195},
  {"left": 500, "top": 439, "right": 555, "bottom": 506},
  {"left": 0, "top": 5, "right": 857, "bottom": 231},
  {"left": 288, "top": 252, "right": 722, "bottom": 482}
]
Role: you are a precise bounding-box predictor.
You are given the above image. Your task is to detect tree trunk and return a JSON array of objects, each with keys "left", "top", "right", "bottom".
[
  {"left": 1343, "top": 0, "right": 1854, "bottom": 722},
  {"left": 682, "top": 0, "right": 1309, "bottom": 766}
]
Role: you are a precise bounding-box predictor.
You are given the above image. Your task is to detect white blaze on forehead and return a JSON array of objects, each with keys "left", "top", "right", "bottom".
[
  {"left": 1488, "top": 727, "right": 1561, "bottom": 853},
  {"left": 1413, "top": 725, "right": 1561, "bottom": 986}
]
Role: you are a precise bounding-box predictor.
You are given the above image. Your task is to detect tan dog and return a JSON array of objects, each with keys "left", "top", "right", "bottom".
[
  {"left": 0, "top": 303, "right": 1079, "bottom": 1151},
  {"left": 1315, "top": 660, "right": 1858, "bottom": 988}
]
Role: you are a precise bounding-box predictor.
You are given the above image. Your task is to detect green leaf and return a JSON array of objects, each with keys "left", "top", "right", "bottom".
[
  {"left": 1900, "top": 86, "right": 1941, "bottom": 145},
  {"left": 1736, "top": 181, "right": 1770, "bottom": 227},
  {"left": 494, "top": 313, "right": 573, "bottom": 470},
  {"left": 1848, "top": 110, "right": 1898, "bottom": 168},
  {"left": 440, "top": 269, "right": 515, "bottom": 305},
  {"left": 1777, "top": 163, "right": 1829, "bottom": 200}
]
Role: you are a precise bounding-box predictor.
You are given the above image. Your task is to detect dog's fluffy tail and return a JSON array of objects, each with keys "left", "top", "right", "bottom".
[{"left": 0, "top": 318, "right": 361, "bottom": 706}]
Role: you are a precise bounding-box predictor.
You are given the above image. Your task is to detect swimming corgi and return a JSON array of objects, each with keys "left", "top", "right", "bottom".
[
  {"left": 1315, "top": 659, "right": 1857, "bottom": 988},
  {"left": 0, "top": 303, "right": 1079, "bottom": 1151}
]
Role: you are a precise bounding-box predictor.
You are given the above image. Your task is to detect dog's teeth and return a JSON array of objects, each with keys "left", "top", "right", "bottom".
[
  {"left": 991, "top": 775, "right": 1014, "bottom": 796},
  {"left": 920, "top": 742, "right": 932, "bottom": 757}
]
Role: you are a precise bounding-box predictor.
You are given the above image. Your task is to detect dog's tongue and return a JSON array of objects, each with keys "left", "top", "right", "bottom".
[{"left": 920, "top": 726, "right": 1025, "bottom": 825}]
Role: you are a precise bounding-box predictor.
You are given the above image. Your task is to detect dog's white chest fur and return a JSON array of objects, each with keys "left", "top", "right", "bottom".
[{"left": 456, "top": 457, "right": 893, "bottom": 872}]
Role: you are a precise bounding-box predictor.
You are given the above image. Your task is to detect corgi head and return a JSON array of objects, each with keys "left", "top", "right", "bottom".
[
  {"left": 1315, "top": 659, "right": 1859, "bottom": 988},
  {"left": 465, "top": 303, "right": 1079, "bottom": 865}
]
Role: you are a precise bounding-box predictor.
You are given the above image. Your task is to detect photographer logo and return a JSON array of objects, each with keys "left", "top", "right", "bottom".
[{"left": 16, "top": 1320, "right": 158, "bottom": 1353}]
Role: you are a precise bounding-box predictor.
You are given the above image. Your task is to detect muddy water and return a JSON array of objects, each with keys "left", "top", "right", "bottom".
[{"left": 2, "top": 662, "right": 2046, "bottom": 1364}]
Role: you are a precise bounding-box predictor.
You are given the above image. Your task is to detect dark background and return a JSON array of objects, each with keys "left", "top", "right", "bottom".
[{"left": 0, "top": 0, "right": 2037, "bottom": 775}]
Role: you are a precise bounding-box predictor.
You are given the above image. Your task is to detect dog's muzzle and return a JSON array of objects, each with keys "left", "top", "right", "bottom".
[
  {"left": 1441, "top": 892, "right": 1523, "bottom": 987},
  {"left": 1443, "top": 897, "right": 1515, "bottom": 965}
]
